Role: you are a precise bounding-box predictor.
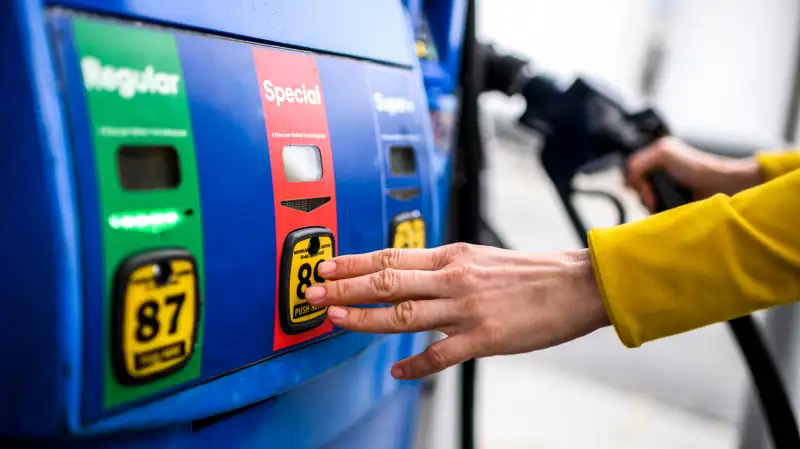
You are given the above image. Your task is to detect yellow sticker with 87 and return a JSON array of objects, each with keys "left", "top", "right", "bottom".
[
  {"left": 392, "top": 217, "right": 426, "bottom": 249},
  {"left": 119, "top": 258, "right": 198, "bottom": 383},
  {"left": 289, "top": 234, "right": 334, "bottom": 325}
]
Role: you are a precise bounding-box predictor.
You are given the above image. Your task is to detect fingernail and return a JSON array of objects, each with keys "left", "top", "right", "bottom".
[
  {"left": 305, "top": 286, "right": 326, "bottom": 302},
  {"left": 317, "top": 261, "right": 335, "bottom": 276},
  {"left": 391, "top": 366, "right": 405, "bottom": 379},
  {"left": 327, "top": 306, "right": 348, "bottom": 321}
]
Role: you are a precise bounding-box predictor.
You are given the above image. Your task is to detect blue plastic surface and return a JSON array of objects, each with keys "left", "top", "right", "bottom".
[
  {"left": 3, "top": 332, "right": 425, "bottom": 448},
  {"left": 47, "top": 0, "right": 416, "bottom": 68},
  {"left": 0, "top": 0, "right": 466, "bottom": 446},
  {"left": 48, "top": 10, "right": 437, "bottom": 427},
  {"left": 368, "top": 64, "right": 429, "bottom": 242},
  {"left": 0, "top": 0, "right": 83, "bottom": 437},
  {"left": 406, "top": 0, "right": 466, "bottom": 226}
]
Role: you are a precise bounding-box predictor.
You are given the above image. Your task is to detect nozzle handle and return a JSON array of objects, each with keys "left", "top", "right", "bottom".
[{"left": 648, "top": 170, "right": 693, "bottom": 212}]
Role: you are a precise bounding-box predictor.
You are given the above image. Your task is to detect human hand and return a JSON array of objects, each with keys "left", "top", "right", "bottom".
[
  {"left": 303, "top": 243, "right": 610, "bottom": 380},
  {"left": 626, "top": 136, "right": 763, "bottom": 211}
]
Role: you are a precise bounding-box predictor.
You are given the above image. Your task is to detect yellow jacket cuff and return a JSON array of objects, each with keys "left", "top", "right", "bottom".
[{"left": 757, "top": 151, "right": 800, "bottom": 181}]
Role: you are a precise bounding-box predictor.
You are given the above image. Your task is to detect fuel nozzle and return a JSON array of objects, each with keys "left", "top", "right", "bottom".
[
  {"left": 514, "top": 73, "right": 682, "bottom": 242},
  {"left": 516, "top": 74, "right": 568, "bottom": 136},
  {"left": 518, "top": 75, "right": 671, "bottom": 169}
]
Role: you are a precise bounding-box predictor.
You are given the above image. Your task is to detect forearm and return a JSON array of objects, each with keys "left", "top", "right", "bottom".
[{"left": 588, "top": 169, "right": 800, "bottom": 347}]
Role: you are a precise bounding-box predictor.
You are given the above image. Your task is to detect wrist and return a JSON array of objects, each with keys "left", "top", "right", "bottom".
[
  {"left": 564, "top": 249, "right": 611, "bottom": 330},
  {"left": 718, "top": 157, "right": 763, "bottom": 195}
]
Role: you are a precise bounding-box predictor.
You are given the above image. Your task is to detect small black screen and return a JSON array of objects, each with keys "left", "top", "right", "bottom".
[
  {"left": 117, "top": 145, "right": 181, "bottom": 191},
  {"left": 389, "top": 146, "right": 417, "bottom": 175}
]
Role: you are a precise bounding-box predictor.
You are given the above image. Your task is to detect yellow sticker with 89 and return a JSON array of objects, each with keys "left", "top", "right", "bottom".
[
  {"left": 119, "top": 258, "right": 198, "bottom": 383},
  {"left": 289, "top": 235, "right": 333, "bottom": 324},
  {"left": 392, "top": 217, "right": 426, "bottom": 249}
]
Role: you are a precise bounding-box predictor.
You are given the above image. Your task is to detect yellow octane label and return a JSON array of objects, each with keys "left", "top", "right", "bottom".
[
  {"left": 121, "top": 259, "right": 197, "bottom": 380},
  {"left": 392, "top": 217, "right": 426, "bottom": 249},
  {"left": 288, "top": 235, "right": 333, "bottom": 324}
]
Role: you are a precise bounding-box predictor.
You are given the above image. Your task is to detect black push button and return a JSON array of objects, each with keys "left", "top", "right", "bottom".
[
  {"left": 112, "top": 249, "right": 200, "bottom": 385},
  {"left": 279, "top": 227, "right": 335, "bottom": 335}
]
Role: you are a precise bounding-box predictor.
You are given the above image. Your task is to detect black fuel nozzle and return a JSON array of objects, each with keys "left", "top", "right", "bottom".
[
  {"left": 515, "top": 74, "right": 690, "bottom": 243},
  {"left": 519, "top": 76, "right": 670, "bottom": 171},
  {"left": 516, "top": 74, "right": 567, "bottom": 136}
]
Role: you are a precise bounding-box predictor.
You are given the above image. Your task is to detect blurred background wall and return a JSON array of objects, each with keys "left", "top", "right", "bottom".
[{"left": 477, "top": 0, "right": 800, "bottom": 148}]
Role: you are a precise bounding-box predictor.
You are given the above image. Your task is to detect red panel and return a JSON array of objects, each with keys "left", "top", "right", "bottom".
[{"left": 253, "top": 48, "right": 338, "bottom": 351}]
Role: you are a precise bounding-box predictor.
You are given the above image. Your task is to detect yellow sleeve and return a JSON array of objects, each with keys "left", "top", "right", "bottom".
[
  {"left": 588, "top": 168, "right": 800, "bottom": 348},
  {"left": 757, "top": 151, "right": 800, "bottom": 181}
]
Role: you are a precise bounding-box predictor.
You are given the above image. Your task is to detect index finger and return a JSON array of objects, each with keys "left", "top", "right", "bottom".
[
  {"left": 626, "top": 143, "right": 666, "bottom": 189},
  {"left": 318, "top": 247, "right": 446, "bottom": 280}
]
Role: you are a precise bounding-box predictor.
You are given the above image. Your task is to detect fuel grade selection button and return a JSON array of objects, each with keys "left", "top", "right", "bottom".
[
  {"left": 279, "top": 227, "right": 335, "bottom": 335},
  {"left": 389, "top": 211, "right": 426, "bottom": 249},
  {"left": 112, "top": 249, "right": 200, "bottom": 385}
]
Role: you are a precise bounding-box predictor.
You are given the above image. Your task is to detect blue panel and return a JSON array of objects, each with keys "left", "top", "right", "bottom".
[
  {"left": 315, "top": 56, "right": 388, "bottom": 259},
  {"left": 47, "top": 14, "right": 108, "bottom": 429},
  {"left": 4, "top": 333, "right": 427, "bottom": 449},
  {"left": 408, "top": 0, "right": 466, "bottom": 246},
  {"left": 1, "top": 0, "right": 460, "bottom": 445},
  {"left": 427, "top": 93, "right": 460, "bottom": 239},
  {"left": 366, "top": 64, "right": 432, "bottom": 244},
  {"left": 420, "top": 0, "right": 467, "bottom": 93},
  {"left": 321, "top": 385, "right": 422, "bottom": 449},
  {"left": 47, "top": 0, "right": 416, "bottom": 68},
  {"left": 175, "top": 29, "right": 280, "bottom": 385},
  {"left": 0, "top": 0, "right": 81, "bottom": 437},
  {"left": 403, "top": 0, "right": 423, "bottom": 27},
  {"left": 44, "top": 8, "right": 442, "bottom": 433}
]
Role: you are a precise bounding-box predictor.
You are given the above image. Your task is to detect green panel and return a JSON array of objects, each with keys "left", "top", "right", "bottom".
[{"left": 72, "top": 19, "right": 206, "bottom": 408}]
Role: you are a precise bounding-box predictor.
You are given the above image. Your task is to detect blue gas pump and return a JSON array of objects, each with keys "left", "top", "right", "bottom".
[{"left": 0, "top": 1, "right": 465, "bottom": 448}]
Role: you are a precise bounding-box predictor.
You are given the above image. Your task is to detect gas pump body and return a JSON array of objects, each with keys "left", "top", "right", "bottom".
[{"left": 0, "top": 1, "right": 463, "bottom": 448}]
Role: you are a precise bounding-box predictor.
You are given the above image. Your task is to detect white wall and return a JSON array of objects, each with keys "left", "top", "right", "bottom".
[
  {"left": 654, "top": 0, "right": 800, "bottom": 144},
  {"left": 476, "top": 0, "right": 800, "bottom": 146},
  {"left": 476, "top": 0, "right": 658, "bottom": 103}
]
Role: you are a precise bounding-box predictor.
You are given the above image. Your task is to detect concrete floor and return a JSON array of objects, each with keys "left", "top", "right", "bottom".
[{"left": 415, "top": 136, "right": 751, "bottom": 449}]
